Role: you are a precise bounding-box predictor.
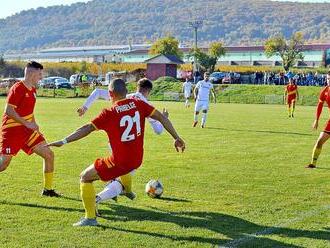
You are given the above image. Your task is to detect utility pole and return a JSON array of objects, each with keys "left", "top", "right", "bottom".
[{"left": 189, "top": 20, "right": 203, "bottom": 76}]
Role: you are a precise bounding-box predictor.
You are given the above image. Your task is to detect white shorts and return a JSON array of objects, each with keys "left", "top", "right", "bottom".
[
  {"left": 184, "top": 92, "right": 191, "bottom": 99},
  {"left": 195, "top": 100, "right": 209, "bottom": 112}
]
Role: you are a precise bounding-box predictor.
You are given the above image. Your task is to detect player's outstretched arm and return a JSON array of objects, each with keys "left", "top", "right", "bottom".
[
  {"left": 5, "top": 104, "right": 39, "bottom": 131},
  {"left": 313, "top": 101, "right": 324, "bottom": 130},
  {"left": 193, "top": 87, "right": 198, "bottom": 101},
  {"left": 150, "top": 110, "right": 185, "bottom": 152},
  {"left": 77, "top": 89, "right": 110, "bottom": 116},
  {"left": 47, "top": 124, "right": 96, "bottom": 147},
  {"left": 148, "top": 108, "right": 169, "bottom": 135}
]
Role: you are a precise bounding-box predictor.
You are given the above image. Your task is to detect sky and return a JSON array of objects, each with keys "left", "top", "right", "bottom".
[
  {"left": 0, "top": 0, "right": 91, "bottom": 19},
  {"left": 0, "top": 0, "right": 330, "bottom": 19}
]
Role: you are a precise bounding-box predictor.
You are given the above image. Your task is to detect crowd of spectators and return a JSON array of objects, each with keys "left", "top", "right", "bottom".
[{"left": 254, "top": 71, "right": 328, "bottom": 86}]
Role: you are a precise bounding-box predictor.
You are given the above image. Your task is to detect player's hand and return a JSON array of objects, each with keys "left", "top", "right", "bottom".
[
  {"left": 47, "top": 140, "right": 65, "bottom": 147},
  {"left": 312, "top": 120, "right": 318, "bottom": 130},
  {"left": 77, "top": 106, "right": 87, "bottom": 116},
  {"left": 24, "top": 122, "right": 39, "bottom": 132},
  {"left": 174, "top": 138, "right": 185, "bottom": 152},
  {"left": 162, "top": 108, "right": 169, "bottom": 118}
]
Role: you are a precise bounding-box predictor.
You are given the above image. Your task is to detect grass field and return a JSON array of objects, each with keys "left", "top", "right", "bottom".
[{"left": 0, "top": 98, "right": 329, "bottom": 247}]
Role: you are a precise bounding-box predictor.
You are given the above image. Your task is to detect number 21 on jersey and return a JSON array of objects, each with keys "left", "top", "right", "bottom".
[{"left": 120, "top": 111, "right": 141, "bottom": 142}]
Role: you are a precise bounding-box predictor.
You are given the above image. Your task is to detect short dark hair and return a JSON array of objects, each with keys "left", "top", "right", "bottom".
[
  {"left": 26, "top": 61, "right": 43, "bottom": 70},
  {"left": 137, "top": 78, "right": 153, "bottom": 90},
  {"left": 109, "top": 78, "right": 127, "bottom": 96}
]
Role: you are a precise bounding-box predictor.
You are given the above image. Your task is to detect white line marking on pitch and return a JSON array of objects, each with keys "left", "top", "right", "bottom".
[{"left": 219, "top": 205, "right": 330, "bottom": 248}]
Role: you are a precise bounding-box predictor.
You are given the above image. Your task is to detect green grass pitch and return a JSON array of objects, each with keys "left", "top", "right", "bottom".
[{"left": 0, "top": 98, "right": 329, "bottom": 247}]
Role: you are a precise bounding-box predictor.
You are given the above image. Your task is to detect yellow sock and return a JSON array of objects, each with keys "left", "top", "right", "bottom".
[
  {"left": 287, "top": 106, "right": 291, "bottom": 116},
  {"left": 119, "top": 173, "right": 132, "bottom": 193},
  {"left": 311, "top": 146, "right": 322, "bottom": 165},
  {"left": 44, "top": 172, "right": 53, "bottom": 190},
  {"left": 80, "top": 183, "right": 96, "bottom": 219}
]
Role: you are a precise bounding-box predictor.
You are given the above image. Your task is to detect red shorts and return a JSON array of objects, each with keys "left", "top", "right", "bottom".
[
  {"left": 94, "top": 157, "right": 139, "bottom": 182},
  {"left": 287, "top": 95, "right": 296, "bottom": 104},
  {"left": 324, "top": 120, "right": 330, "bottom": 132},
  {"left": 0, "top": 126, "right": 45, "bottom": 156}
]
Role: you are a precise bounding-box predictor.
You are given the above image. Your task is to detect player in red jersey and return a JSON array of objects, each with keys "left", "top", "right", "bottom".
[
  {"left": 284, "top": 78, "right": 299, "bottom": 117},
  {"left": 48, "top": 78, "right": 185, "bottom": 226},
  {"left": 0, "top": 61, "right": 60, "bottom": 197},
  {"left": 306, "top": 72, "right": 330, "bottom": 168}
]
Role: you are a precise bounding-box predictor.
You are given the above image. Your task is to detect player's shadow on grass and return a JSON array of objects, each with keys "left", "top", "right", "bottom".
[
  {"left": 2, "top": 199, "right": 328, "bottom": 246},
  {"left": 0, "top": 200, "right": 83, "bottom": 213},
  {"left": 98, "top": 204, "right": 329, "bottom": 247},
  {"left": 153, "top": 196, "right": 191, "bottom": 202},
  {"left": 207, "top": 127, "right": 313, "bottom": 136}
]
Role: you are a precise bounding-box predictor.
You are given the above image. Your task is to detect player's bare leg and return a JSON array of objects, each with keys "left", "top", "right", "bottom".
[
  {"left": 0, "top": 155, "right": 12, "bottom": 172},
  {"left": 307, "top": 131, "right": 330, "bottom": 168},
  {"left": 193, "top": 111, "right": 199, "bottom": 127},
  {"left": 201, "top": 110, "right": 208, "bottom": 128},
  {"left": 287, "top": 102, "right": 292, "bottom": 117},
  {"left": 33, "top": 142, "right": 60, "bottom": 197},
  {"left": 291, "top": 100, "right": 296, "bottom": 117},
  {"left": 74, "top": 165, "right": 100, "bottom": 227}
]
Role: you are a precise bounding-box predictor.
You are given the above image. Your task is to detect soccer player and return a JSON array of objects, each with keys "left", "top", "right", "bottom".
[
  {"left": 284, "top": 78, "right": 299, "bottom": 117},
  {"left": 182, "top": 78, "right": 193, "bottom": 108},
  {"left": 48, "top": 78, "right": 185, "bottom": 226},
  {"left": 77, "top": 78, "right": 168, "bottom": 203},
  {"left": 0, "top": 61, "right": 59, "bottom": 197},
  {"left": 306, "top": 72, "right": 330, "bottom": 169},
  {"left": 193, "top": 72, "right": 216, "bottom": 128}
]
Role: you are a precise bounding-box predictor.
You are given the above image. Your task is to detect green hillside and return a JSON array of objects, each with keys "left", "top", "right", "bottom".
[{"left": 0, "top": 0, "right": 330, "bottom": 52}]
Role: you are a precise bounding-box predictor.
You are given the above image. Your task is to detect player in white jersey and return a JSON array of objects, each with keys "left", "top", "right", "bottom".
[
  {"left": 193, "top": 72, "right": 216, "bottom": 128},
  {"left": 182, "top": 78, "right": 193, "bottom": 108},
  {"left": 77, "top": 78, "right": 168, "bottom": 206}
]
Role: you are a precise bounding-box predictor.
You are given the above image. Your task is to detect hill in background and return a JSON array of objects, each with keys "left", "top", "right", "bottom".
[{"left": 0, "top": 0, "right": 329, "bottom": 52}]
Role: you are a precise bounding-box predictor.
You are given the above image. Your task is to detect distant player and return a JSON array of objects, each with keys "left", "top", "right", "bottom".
[
  {"left": 284, "top": 78, "right": 299, "bottom": 117},
  {"left": 193, "top": 72, "right": 216, "bottom": 128},
  {"left": 48, "top": 79, "right": 185, "bottom": 226},
  {"left": 77, "top": 78, "right": 168, "bottom": 203},
  {"left": 306, "top": 72, "right": 330, "bottom": 168},
  {"left": 182, "top": 78, "right": 193, "bottom": 108},
  {"left": 0, "top": 61, "right": 60, "bottom": 197}
]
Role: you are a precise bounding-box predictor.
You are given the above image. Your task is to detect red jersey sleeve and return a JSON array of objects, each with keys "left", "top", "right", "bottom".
[
  {"left": 137, "top": 100, "right": 156, "bottom": 118},
  {"left": 7, "top": 83, "right": 25, "bottom": 108},
  {"left": 91, "top": 109, "right": 111, "bottom": 131}
]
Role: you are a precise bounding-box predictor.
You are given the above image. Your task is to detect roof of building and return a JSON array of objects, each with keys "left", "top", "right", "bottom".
[{"left": 145, "top": 54, "right": 184, "bottom": 64}]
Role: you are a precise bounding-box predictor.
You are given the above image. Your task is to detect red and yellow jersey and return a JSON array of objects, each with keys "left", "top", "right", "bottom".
[
  {"left": 318, "top": 86, "right": 330, "bottom": 107},
  {"left": 2, "top": 81, "right": 36, "bottom": 130},
  {"left": 286, "top": 84, "right": 298, "bottom": 97},
  {"left": 91, "top": 98, "right": 155, "bottom": 169}
]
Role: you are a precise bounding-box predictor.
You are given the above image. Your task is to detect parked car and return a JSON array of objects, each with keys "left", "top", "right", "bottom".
[
  {"left": 210, "top": 72, "right": 226, "bottom": 84},
  {"left": 222, "top": 72, "right": 241, "bottom": 84},
  {"left": 39, "top": 77, "right": 67, "bottom": 88},
  {"left": 70, "top": 74, "right": 98, "bottom": 85},
  {"left": 54, "top": 78, "right": 72, "bottom": 89}
]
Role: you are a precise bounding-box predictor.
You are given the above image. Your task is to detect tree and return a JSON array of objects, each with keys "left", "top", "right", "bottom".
[
  {"left": 189, "top": 42, "right": 226, "bottom": 73},
  {"left": 0, "top": 55, "right": 5, "bottom": 76},
  {"left": 265, "top": 32, "right": 304, "bottom": 71},
  {"left": 149, "top": 36, "right": 183, "bottom": 59},
  {"left": 208, "top": 42, "right": 226, "bottom": 72}
]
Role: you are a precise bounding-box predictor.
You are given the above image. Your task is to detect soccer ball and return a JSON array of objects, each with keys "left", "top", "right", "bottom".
[{"left": 145, "top": 179, "right": 163, "bottom": 198}]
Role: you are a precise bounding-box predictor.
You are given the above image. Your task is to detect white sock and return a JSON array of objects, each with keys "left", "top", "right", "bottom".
[
  {"left": 96, "top": 180, "right": 123, "bottom": 203},
  {"left": 185, "top": 99, "right": 189, "bottom": 107},
  {"left": 194, "top": 113, "right": 198, "bottom": 122},
  {"left": 202, "top": 113, "right": 207, "bottom": 126}
]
